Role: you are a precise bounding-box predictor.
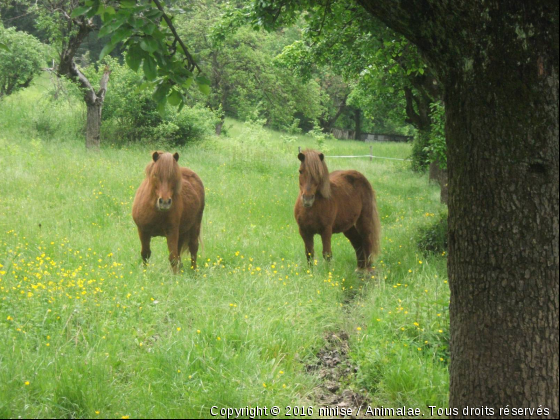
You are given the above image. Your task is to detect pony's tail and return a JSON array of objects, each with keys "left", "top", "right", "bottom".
[{"left": 370, "top": 190, "right": 381, "bottom": 260}]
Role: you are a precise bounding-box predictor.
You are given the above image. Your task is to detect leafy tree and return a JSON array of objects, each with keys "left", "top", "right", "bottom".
[
  {"left": 268, "top": 1, "right": 440, "bottom": 147},
  {"left": 174, "top": 0, "right": 324, "bottom": 132},
  {"left": 249, "top": 0, "right": 559, "bottom": 415},
  {"left": 425, "top": 101, "right": 446, "bottom": 170},
  {"left": 18, "top": 0, "right": 209, "bottom": 149},
  {"left": 0, "top": 24, "right": 45, "bottom": 98}
]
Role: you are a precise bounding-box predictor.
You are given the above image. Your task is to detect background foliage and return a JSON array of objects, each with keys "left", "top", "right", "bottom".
[{"left": 0, "top": 23, "right": 46, "bottom": 98}]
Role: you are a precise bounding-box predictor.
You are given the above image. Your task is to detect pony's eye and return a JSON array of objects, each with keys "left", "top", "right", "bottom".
[{"left": 299, "top": 170, "right": 303, "bottom": 174}]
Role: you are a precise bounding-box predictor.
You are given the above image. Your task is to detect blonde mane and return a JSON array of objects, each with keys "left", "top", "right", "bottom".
[
  {"left": 145, "top": 152, "right": 182, "bottom": 193},
  {"left": 302, "top": 149, "right": 331, "bottom": 199}
]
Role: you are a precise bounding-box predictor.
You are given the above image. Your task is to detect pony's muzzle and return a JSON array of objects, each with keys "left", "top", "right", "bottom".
[
  {"left": 302, "top": 194, "right": 315, "bottom": 208},
  {"left": 157, "top": 197, "right": 172, "bottom": 211}
]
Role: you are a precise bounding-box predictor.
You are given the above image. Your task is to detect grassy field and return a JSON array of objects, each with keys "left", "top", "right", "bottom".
[{"left": 0, "top": 80, "right": 449, "bottom": 418}]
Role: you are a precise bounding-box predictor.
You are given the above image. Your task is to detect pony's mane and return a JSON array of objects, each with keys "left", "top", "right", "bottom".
[
  {"left": 145, "top": 152, "right": 182, "bottom": 192},
  {"left": 302, "top": 149, "right": 331, "bottom": 199}
]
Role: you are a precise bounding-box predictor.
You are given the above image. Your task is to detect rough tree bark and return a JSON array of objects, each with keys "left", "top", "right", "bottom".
[
  {"left": 83, "top": 67, "right": 110, "bottom": 149},
  {"left": 56, "top": 15, "right": 110, "bottom": 150},
  {"left": 357, "top": 0, "right": 559, "bottom": 417}
]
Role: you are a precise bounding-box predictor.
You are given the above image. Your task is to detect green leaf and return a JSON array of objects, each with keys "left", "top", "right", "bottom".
[
  {"left": 153, "top": 82, "right": 171, "bottom": 103},
  {"left": 140, "top": 37, "right": 159, "bottom": 53},
  {"left": 71, "top": 6, "right": 91, "bottom": 18},
  {"left": 157, "top": 99, "right": 167, "bottom": 116},
  {"left": 126, "top": 47, "right": 142, "bottom": 72},
  {"left": 0, "top": 42, "right": 9, "bottom": 52},
  {"left": 143, "top": 56, "right": 157, "bottom": 81},
  {"left": 167, "top": 89, "right": 182, "bottom": 106},
  {"left": 197, "top": 82, "right": 211, "bottom": 95},
  {"left": 144, "top": 23, "right": 156, "bottom": 35},
  {"left": 134, "top": 81, "right": 152, "bottom": 93},
  {"left": 120, "top": 0, "right": 136, "bottom": 8},
  {"left": 99, "top": 42, "right": 117, "bottom": 61},
  {"left": 99, "top": 19, "right": 125, "bottom": 38},
  {"left": 87, "top": 1, "right": 102, "bottom": 18},
  {"left": 183, "top": 78, "right": 193, "bottom": 89},
  {"left": 94, "top": 4, "right": 105, "bottom": 17},
  {"left": 195, "top": 75, "right": 211, "bottom": 86},
  {"left": 111, "top": 26, "right": 133, "bottom": 45}
]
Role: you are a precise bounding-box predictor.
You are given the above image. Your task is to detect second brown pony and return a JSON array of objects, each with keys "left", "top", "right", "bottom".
[
  {"left": 294, "top": 149, "right": 381, "bottom": 272},
  {"left": 132, "top": 151, "right": 205, "bottom": 273}
]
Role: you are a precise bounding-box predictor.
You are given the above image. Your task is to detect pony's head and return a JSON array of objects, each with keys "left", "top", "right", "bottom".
[
  {"left": 298, "top": 149, "right": 331, "bottom": 207},
  {"left": 145, "top": 151, "right": 182, "bottom": 212}
]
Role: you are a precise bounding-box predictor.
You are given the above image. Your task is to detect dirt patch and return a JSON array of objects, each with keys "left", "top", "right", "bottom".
[{"left": 306, "top": 332, "right": 369, "bottom": 418}]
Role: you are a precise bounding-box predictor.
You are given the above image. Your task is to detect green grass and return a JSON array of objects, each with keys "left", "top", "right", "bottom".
[{"left": 0, "top": 80, "right": 449, "bottom": 418}]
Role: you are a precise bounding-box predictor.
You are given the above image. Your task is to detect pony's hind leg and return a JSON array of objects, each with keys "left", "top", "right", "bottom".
[
  {"left": 139, "top": 230, "right": 152, "bottom": 264},
  {"left": 355, "top": 218, "right": 375, "bottom": 273},
  {"left": 187, "top": 234, "right": 199, "bottom": 270},
  {"left": 344, "top": 226, "right": 367, "bottom": 269},
  {"left": 185, "top": 223, "right": 202, "bottom": 270}
]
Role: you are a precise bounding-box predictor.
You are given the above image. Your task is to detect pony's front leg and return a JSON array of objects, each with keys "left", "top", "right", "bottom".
[
  {"left": 166, "top": 231, "right": 181, "bottom": 274},
  {"left": 139, "top": 230, "right": 152, "bottom": 264},
  {"left": 299, "top": 228, "right": 314, "bottom": 265},
  {"left": 320, "top": 228, "right": 333, "bottom": 262}
]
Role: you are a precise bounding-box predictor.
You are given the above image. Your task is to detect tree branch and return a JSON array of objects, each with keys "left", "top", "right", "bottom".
[
  {"left": 152, "top": 0, "right": 202, "bottom": 74},
  {"left": 403, "top": 86, "right": 422, "bottom": 129},
  {"left": 355, "top": 0, "right": 455, "bottom": 69},
  {"left": 96, "top": 66, "right": 111, "bottom": 103}
]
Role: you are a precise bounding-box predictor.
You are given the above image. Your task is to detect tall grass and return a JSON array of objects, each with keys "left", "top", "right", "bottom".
[{"left": 0, "top": 80, "right": 449, "bottom": 418}]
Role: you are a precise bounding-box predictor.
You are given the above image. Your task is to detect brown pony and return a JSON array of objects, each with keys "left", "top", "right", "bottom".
[
  {"left": 294, "top": 149, "right": 381, "bottom": 272},
  {"left": 132, "top": 151, "right": 205, "bottom": 273}
]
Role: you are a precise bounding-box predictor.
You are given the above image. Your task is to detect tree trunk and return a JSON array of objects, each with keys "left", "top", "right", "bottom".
[
  {"left": 80, "top": 68, "right": 110, "bottom": 150},
  {"left": 86, "top": 101, "right": 102, "bottom": 149},
  {"left": 356, "top": 0, "right": 559, "bottom": 416},
  {"left": 54, "top": 15, "right": 111, "bottom": 150},
  {"left": 215, "top": 119, "right": 224, "bottom": 135},
  {"left": 445, "top": 55, "right": 558, "bottom": 420}
]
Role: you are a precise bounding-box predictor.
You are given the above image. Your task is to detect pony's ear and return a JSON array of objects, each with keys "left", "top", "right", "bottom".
[
  {"left": 173, "top": 152, "right": 179, "bottom": 162},
  {"left": 298, "top": 153, "right": 305, "bottom": 162},
  {"left": 319, "top": 153, "right": 324, "bottom": 161},
  {"left": 152, "top": 151, "right": 160, "bottom": 162}
]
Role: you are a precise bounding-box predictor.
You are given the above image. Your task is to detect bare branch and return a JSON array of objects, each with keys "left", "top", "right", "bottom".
[{"left": 97, "top": 66, "right": 112, "bottom": 102}]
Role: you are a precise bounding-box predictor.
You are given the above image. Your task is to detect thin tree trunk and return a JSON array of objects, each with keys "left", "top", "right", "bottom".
[
  {"left": 354, "top": 108, "right": 362, "bottom": 140},
  {"left": 81, "top": 67, "right": 110, "bottom": 150},
  {"left": 86, "top": 102, "right": 102, "bottom": 149},
  {"left": 215, "top": 119, "right": 224, "bottom": 135}
]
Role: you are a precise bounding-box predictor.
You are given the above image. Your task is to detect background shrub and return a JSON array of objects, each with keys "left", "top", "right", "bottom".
[
  {"left": 417, "top": 211, "right": 448, "bottom": 255},
  {"left": 85, "top": 57, "right": 218, "bottom": 146},
  {"left": 0, "top": 25, "right": 46, "bottom": 98}
]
